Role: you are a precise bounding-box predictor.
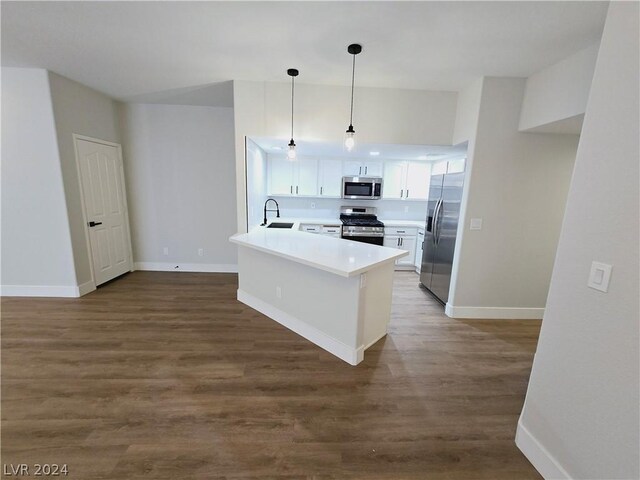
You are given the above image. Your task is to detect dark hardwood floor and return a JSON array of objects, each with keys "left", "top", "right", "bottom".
[{"left": 2, "top": 271, "right": 542, "bottom": 479}]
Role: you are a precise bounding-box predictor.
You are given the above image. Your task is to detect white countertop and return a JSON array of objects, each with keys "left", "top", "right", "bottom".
[
  {"left": 256, "top": 217, "right": 425, "bottom": 229},
  {"left": 230, "top": 227, "right": 408, "bottom": 278},
  {"left": 380, "top": 219, "right": 425, "bottom": 228}
]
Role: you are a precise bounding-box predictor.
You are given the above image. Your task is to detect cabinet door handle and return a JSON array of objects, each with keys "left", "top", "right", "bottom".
[
  {"left": 359, "top": 166, "right": 362, "bottom": 175},
  {"left": 400, "top": 189, "right": 403, "bottom": 198},
  {"left": 406, "top": 189, "right": 409, "bottom": 198},
  {"left": 397, "top": 230, "right": 405, "bottom": 233},
  {"left": 365, "top": 166, "right": 368, "bottom": 174},
  {"left": 290, "top": 185, "right": 293, "bottom": 194},
  {"left": 320, "top": 186, "right": 323, "bottom": 195},
  {"left": 296, "top": 186, "right": 299, "bottom": 194},
  {"left": 400, "top": 238, "right": 403, "bottom": 246}
]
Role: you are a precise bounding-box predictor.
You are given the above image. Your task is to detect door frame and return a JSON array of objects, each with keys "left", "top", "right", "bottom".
[{"left": 73, "top": 134, "right": 134, "bottom": 288}]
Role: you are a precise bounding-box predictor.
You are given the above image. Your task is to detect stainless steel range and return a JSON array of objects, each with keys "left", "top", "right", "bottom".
[{"left": 340, "top": 206, "right": 385, "bottom": 246}]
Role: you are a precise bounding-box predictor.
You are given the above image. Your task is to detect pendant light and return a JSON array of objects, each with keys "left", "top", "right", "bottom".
[
  {"left": 345, "top": 43, "right": 362, "bottom": 152},
  {"left": 286, "top": 68, "right": 299, "bottom": 160}
]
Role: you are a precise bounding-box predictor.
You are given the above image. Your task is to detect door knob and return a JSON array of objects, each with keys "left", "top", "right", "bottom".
[{"left": 88, "top": 221, "right": 103, "bottom": 227}]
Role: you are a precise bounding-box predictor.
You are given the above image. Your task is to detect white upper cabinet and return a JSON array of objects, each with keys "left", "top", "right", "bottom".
[
  {"left": 318, "top": 159, "right": 343, "bottom": 197},
  {"left": 447, "top": 157, "right": 466, "bottom": 174},
  {"left": 382, "top": 161, "right": 431, "bottom": 200},
  {"left": 296, "top": 158, "right": 318, "bottom": 196},
  {"left": 267, "top": 157, "right": 317, "bottom": 196},
  {"left": 405, "top": 162, "right": 431, "bottom": 200},
  {"left": 382, "top": 161, "right": 407, "bottom": 199},
  {"left": 268, "top": 157, "right": 296, "bottom": 195},
  {"left": 267, "top": 155, "right": 432, "bottom": 200},
  {"left": 343, "top": 160, "right": 383, "bottom": 177}
]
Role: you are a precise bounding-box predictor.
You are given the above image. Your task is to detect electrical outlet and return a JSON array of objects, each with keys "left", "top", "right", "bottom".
[
  {"left": 198, "top": 248, "right": 204, "bottom": 257},
  {"left": 276, "top": 286, "right": 282, "bottom": 299},
  {"left": 163, "top": 247, "right": 169, "bottom": 255}
]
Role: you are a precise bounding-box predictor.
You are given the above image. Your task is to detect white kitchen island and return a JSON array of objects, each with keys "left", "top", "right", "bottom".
[{"left": 230, "top": 227, "right": 407, "bottom": 365}]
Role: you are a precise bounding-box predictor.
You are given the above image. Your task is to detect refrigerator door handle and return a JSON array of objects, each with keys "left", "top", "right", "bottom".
[
  {"left": 432, "top": 199, "right": 442, "bottom": 243},
  {"left": 435, "top": 199, "right": 445, "bottom": 245}
]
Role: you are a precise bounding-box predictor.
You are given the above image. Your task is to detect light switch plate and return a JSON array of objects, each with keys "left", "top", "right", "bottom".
[
  {"left": 588, "top": 261, "right": 612, "bottom": 292},
  {"left": 470, "top": 218, "right": 483, "bottom": 230}
]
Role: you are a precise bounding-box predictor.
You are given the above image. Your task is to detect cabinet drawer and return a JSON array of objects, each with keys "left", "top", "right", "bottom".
[
  {"left": 384, "top": 227, "right": 417, "bottom": 236},
  {"left": 322, "top": 225, "right": 342, "bottom": 234},
  {"left": 300, "top": 224, "right": 322, "bottom": 233}
]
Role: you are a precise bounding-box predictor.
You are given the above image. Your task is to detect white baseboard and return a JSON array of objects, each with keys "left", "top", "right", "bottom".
[
  {"left": 445, "top": 303, "right": 544, "bottom": 319},
  {"left": 237, "top": 289, "right": 360, "bottom": 365},
  {"left": 516, "top": 420, "right": 571, "bottom": 479},
  {"left": 77, "top": 280, "right": 96, "bottom": 297},
  {"left": 134, "top": 262, "right": 238, "bottom": 273},
  {"left": 1, "top": 284, "right": 80, "bottom": 298}
]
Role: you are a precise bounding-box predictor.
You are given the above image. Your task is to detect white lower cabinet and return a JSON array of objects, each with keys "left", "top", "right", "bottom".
[
  {"left": 300, "top": 224, "right": 322, "bottom": 233},
  {"left": 384, "top": 227, "right": 417, "bottom": 270},
  {"left": 300, "top": 224, "right": 342, "bottom": 238}
]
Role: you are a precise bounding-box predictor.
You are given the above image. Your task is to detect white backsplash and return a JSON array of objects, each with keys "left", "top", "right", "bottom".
[{"left": 264, "top": 196, "right": 427, "bottom": 223}]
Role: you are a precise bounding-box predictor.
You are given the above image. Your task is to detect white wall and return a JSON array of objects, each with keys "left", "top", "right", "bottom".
[
  {"left": 246, "top": 138, "right": 268, "bottom": 228},
  {"left": 519, "top": 43, "right": 599, "bottom": 134},
  {"left": 262, "top": 82, "right": 457, "bottom": 146},
  {"left": 517, "top": 3, "right": 639, "bottom": 479},
  {"left": 452, "top": 77, "right": 483, "bottom": 145},
  {"left": 1, "top": 68, "right": 78, "bottom": 294},
  {"left": 119, "top": 103, "right": 238, "bottom": 271},
  {"left": 447, "top": 77, "right": 579, "bottom": 319},
  {"left": 234, "top": 80, "right": 458, "bottom": 231},
  {"left": 48, "top": 72, "right": 122, "bottom": 286}
]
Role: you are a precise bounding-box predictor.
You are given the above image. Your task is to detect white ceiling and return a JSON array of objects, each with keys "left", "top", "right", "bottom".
[
  {"left": 251, "top": 137, "right": 467, "bottom": 161},
  {"left": 1, "top": 1, "right": 608, "bottom": 102}
]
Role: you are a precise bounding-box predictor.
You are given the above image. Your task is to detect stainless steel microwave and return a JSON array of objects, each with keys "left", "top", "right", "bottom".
[{"left": 342, "top": 176, "right": 383, "bottom": 200}]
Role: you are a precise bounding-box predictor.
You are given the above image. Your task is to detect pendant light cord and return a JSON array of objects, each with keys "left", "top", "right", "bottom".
[
  {"left": 291, "top": 75, "right": 295, "bottom": 140},
  {"left": 349, "top": 53, "right": 356, "bottom": 126}
]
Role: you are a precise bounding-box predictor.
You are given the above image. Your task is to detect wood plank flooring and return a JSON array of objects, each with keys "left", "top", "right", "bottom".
[{"left": 1, "top": 271, "right": 542, "bottom": 479}]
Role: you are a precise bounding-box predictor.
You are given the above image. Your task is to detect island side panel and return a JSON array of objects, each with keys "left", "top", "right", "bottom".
[
  {"left": 358, "top": 261, "right": 396, "bottom": 353},
  {"left": 236, "top": 246, "right": 362, "bottom": 364}
]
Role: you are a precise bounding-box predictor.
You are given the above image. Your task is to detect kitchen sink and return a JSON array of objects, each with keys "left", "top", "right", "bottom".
[{"left": 266, "top": 222, "right": 294, "bottom": 229}]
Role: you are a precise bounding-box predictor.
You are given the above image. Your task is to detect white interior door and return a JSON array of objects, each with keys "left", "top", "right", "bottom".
[{"left": 76, "top": 138, "right": 133, "bottom": 286}]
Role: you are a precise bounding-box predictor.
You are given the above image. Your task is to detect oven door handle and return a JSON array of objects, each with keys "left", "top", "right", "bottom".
[{"left": 342, "top": 232, "right": 384, "bottom": 237}]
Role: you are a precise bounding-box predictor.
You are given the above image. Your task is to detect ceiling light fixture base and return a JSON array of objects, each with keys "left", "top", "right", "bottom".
[
  {"left": 347, "top": 44, "right": 362, "bottom": 55},
  {"left": 287, "top": 68, "right": 299, "bottom": 77}
]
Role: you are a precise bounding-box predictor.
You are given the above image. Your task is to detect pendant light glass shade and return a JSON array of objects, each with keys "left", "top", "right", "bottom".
[
  {"left": 345, "top": 44, "right": 362, "bottom": 152},
  {"left": 344, "top": 126, "right": 355, "bottom": 152},
  {"left": 287, "top": 139, "right": 297, "bottom": 160},
  {"left": 287, "top": 68, "right": 299, "bottom": 161}
]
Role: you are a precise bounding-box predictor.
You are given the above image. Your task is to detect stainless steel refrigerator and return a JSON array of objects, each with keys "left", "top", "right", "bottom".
[{"left": 420, "top": 167, "right": 465, "bottom": 304}]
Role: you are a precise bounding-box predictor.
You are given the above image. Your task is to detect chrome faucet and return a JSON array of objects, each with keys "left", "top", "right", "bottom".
[{"left": 261, "top": 198, "right": 280, "bottom": 226}]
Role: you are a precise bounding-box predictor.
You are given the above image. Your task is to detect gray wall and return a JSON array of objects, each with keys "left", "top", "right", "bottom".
[
  {"left": 517, "top": 2, "right": 639, "bottom": 478},
  {"left": 48, "top": 72, "right": 122, "bottom": 286},
  {"left": 1, "top": 68, "right": 77, "bottom": 292},
  {"left": 119, "top": 103, "right": 237, "bottom": 269},
  {"left": 448, "top": 77, "right": 579, "bottom": 318}
]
